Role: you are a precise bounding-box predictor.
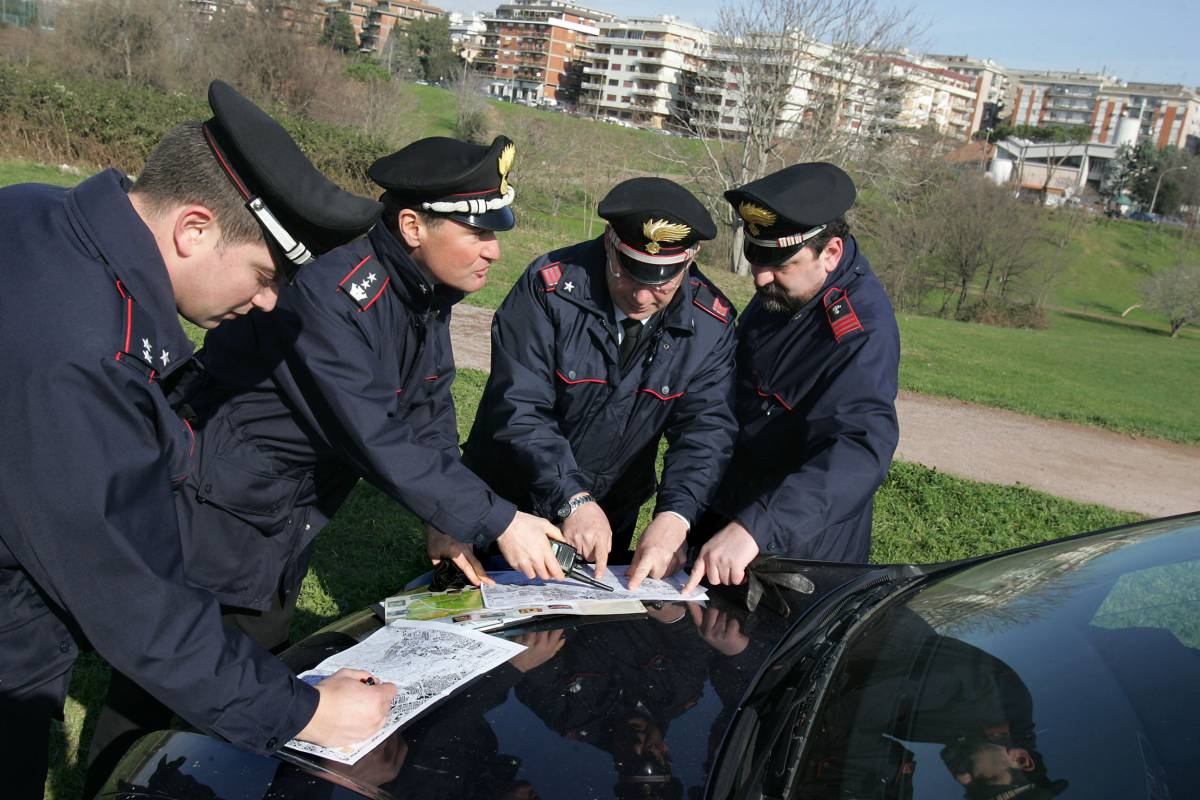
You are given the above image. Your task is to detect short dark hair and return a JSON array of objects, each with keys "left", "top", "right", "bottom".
[
  {"left": 381, "top": 192, "right": 446, "bottom": 233},
  {"left": 130, "top": 122, "right": 263, "bottom": 249},
  {"left": 804, "top": 216, "right": 850, "bottom": 256}
]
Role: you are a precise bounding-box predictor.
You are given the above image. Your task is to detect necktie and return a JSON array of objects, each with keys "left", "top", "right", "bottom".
[{"left": 619, "top": 317, "right": 642, "bottom": 372}]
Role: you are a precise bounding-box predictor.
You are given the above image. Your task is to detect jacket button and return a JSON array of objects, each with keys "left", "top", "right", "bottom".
[
  {"left": 59, "top": 640, "right": 71, "bottom": 653},
  {"left": 661, "top": 386, "right": 669, "bottom": 394},
  {"left": 663, "top": 343, "right": 670, "bottom": 350},
  {"left": 767, "top": 543, "right": 777, "bottom": 551},
  {"left": 266, "top": 737, "right": 278, "bottom": 750},
  {"left": 568, "top": 370, "right": 576, "bottom": 379}
]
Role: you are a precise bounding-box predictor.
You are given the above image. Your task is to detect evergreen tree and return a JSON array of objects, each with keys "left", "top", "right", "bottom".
[{"left": 321, "top": 10, "right": 357, "bottom": 53}]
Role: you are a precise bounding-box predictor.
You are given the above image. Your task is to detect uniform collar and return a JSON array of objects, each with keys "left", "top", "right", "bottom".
[
  {"left": 66, "top": 169, "right": 194, "bottom": 372},
  {"left": 368, "top": 225, "right": 465, "bottom": 313},
  {"left": 560, "top": 237, "right": 695, "bottom": 335},
  {"left": 749, "top": 234, "right": 866, "bottom": 323}
]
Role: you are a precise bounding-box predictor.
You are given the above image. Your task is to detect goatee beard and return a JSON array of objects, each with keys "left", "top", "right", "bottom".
[{"left": 757, "top": 283, "right": 806, "bottom": 314}]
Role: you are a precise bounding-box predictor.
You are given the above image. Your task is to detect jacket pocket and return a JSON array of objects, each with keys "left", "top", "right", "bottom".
[{"left": 193, "top": 418, "right": 301, "bottom": 536}]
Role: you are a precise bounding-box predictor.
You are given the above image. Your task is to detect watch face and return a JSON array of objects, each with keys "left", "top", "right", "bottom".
[{"left": 557, "top": 502, "right": 572, "bottom": 519}]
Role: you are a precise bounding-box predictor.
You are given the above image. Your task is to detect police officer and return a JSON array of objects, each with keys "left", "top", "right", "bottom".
[
  {"left": 0, "top": 81, "right": 396, "bottom": 800},
  {"left": 85, "top": 135, "right": 567, "bottom": 790},
  {"left": 684, "top": 163, "right": 900, "bottom": 594},
  {"left": 463, "top": 177, "right": 738, "bottom": 588}
]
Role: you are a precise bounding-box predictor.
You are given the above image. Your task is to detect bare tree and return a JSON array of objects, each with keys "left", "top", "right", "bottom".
[
  {"left": 658, "top": 0, "right": 921, "bottom": 274},
  {"left": 933, "top": 174, "right": 1037, "bottom": 315},
  {"left": 1141, "top": 265, "right": 1200, "bottom": 338},
  {"left": 452, "top": 63, "right": 494, "bottom": 144},
  {"left": 56, "top": 0, "right": 175, "bottom": 85}
]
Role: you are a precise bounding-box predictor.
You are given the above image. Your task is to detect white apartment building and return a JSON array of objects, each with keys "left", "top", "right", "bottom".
[
  {"left": 930, "top": 54, "right": 1015, "bottom": 136},
  {"left": 877, "top": 55, "right": 976, "bottom": 138},
  {"left": 579, "top": 16, "right": 709, "bottom": 129}
]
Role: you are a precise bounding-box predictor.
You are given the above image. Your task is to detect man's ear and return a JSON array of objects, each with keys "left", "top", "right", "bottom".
[
  {"left": 1009, "top": 748, "right": 1035, "bottom": 772},
  {"left": 821, "top": 236, "right": 844, "bottom": 273},
  {"left": 396, "top": 208, "right": 423, "bottom": 249},
  {"left": 171, "top": 205, "right": 219, "bottom": 259}
]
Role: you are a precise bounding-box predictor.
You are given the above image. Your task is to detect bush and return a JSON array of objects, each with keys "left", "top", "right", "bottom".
[
  {"left": 0, "top": 62, "right": 388, "bottom": 194},
  {"left": 955, "top": 298, "right": 1049, "bottom": 329}
]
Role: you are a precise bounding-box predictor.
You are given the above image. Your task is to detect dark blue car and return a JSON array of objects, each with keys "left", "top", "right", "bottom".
[{"left": 100, "top": 513, "right": 1200, "bottom": 799}]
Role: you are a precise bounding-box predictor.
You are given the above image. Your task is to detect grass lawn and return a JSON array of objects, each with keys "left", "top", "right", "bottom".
[
  {"left": 49, "top": 367, "right": 1138, "bottom": 797},
  {"left": 0, "top": 160, "right": 86, "bottom": 187},
  {"left": 898, "top": 309, "right": 1200, "bottom": 443}
]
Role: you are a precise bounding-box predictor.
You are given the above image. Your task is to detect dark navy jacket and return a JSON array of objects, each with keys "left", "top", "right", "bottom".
[
  {"left": 177, "top": 224, "right": 517, "bottom": 611},
  {"left": 0, "top": 170, "right": 316, "bottom": 752},
  {"left": 710, "top": 236, "right": 899, "bottom": 563},
  {"left": 462, "top": 236, "right": 738, "bottom": 528}
]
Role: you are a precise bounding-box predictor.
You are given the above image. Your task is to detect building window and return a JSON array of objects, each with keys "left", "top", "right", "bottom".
[
  {"left": 624, "top": 80, "right": 633, "bottom": 87},
  {"left": 607, "top": 94, "right": 617, "bottom": 101},
  {"left": 608, "top": 79, "right": 618, "bottom": 86}
]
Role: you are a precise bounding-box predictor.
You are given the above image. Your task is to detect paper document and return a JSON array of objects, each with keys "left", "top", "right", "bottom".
[
  {"left": 384, "top": 587, "right": 646, "bottom": 631},
  {"left": 284, "top": 620, "right": 524, "bottom": 765},
  {"left": 481, "top": 564, "right": 707, "bottom": 608},
  {"left": 447, "top": 598, "right": 647, "bottom": 631},
  {"left": 384, "top": 587, "right": 484, "bottom": 623}
]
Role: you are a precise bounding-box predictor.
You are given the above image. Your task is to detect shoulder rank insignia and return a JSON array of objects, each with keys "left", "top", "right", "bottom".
[
  {"left": 823, "top": 286, "right": 864, "bottom": 342},
  {"left": 691, "top": 279, "right": 733, "bottom": 325},
  {"left": 538, "top": 262, "right": 563, "bottom": 292},
  {"left": 113, "top": 280, "right": 162, "bottom": 381},
  {"left": 338, "top": 255, "right": 389, "bottom": 312}
]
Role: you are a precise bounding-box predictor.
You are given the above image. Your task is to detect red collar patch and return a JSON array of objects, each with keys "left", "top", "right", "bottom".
[
  {"left": 822, "top": 286, "right": 864, "bottom": 342},
  {"left": 539, "top": 263, "right": 563, "bottom": 292}
]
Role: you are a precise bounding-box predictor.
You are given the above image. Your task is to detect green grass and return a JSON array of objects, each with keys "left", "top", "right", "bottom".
[
  {"left": 1035, "top": 213, "right": 1200, "bottom": 325},
  {"left": 898, "top": 309, "right": 1200, "bottom": 443},
  {"left": 0, "top": 160, "right": 86, "bottom": 187},
  {"left": 49, "top": 367, "right": 1138, "bottom": 797}
]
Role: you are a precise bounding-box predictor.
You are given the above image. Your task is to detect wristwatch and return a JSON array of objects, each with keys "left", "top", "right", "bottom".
[{"left": 556, "top": 493, "right": 595, "bottom": 520}]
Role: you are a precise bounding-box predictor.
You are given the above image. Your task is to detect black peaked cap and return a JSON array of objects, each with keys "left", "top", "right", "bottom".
[
  {"left": 368, "top": 136, "right": 517, "bottom": 231},
  {"left": 597, "top": 177, "right": 715, "bottom": 284},
  {"left": 203, "top": 81, "right": 382, "bottom": 262},
  {"left": 724, "top": 163, "right": 855, "bottom": 266}
]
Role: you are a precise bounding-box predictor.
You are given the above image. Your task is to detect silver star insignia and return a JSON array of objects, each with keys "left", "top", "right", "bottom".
[
  {"left": 159, "top": 350, "right": 170, "bottom": 367},
  {"left": 563, "top": 281, "right": 575, "bottom": 292}
]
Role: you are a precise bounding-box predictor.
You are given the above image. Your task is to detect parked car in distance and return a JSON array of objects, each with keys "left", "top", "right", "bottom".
[{"left": 100, "top": 513, "right": 1200, "bottom": 800}]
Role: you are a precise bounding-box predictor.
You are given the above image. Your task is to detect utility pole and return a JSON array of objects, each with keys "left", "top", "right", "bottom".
[{"left": 1149, "top": 164, "right": 1188, "bottom": 217}]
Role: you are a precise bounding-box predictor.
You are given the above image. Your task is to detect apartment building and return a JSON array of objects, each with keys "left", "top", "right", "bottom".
[
  {"left": 929, "top": 54, "right": 1014, "bottom": 136},
  {"left": 449, "top": 11, "right": 488, "bottom": 63},
  {"left": 473, "top": 0, "right": 613, "bottom": 105},
  {"left": 1092, "top": 83, "right": 1200, "bottom": 152},
  {"left": 332, "top": 0, "right": 444, "bottom": 55},
  {"left": 1010, "top": 70, "right": 1200, "bottom": 151},
  {"left": 877, "top": 55, "right": 976, "bottom": 138},
  {"left": 579, "top": 16, "right": 710, "bottom": 128}
]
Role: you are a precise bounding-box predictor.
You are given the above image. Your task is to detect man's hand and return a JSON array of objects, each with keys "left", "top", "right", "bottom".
[
  {"left": 426, "top": 524, "right": 493, "bottom": 587},
  {"left": 626, "top": 513, "right": 689, "bottom": 590},
  {"left": 561, "top": 495, "right": 613, "bottom": 579},
  {"left": 496, "top": 511, "right": 566, "bottom": 581},
  {"left": 295, "top": 668, "right": 397, "bottom": 748},
  {"left": 683, "top": 521, "right": 760, "bottom": 594},
  {"left": 688, "top": 604, "right": 750, "bottom": 656},
  {"left": 510, "top": 629, "right": 566, "bottom": 673}
]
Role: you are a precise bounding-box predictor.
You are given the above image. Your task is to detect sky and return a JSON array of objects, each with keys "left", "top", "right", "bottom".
[{"left": 442, "top": 0, "right": 1200, "bottom": 87}]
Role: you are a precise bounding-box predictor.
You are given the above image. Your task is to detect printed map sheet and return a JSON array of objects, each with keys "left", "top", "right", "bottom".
[
  {"left": 481, "top": 564, "right": 707, "bottom": 608},
  {"left": 284, "top": 620, "right": 524, "bottom": 765},
  {"left": 384, "top": 587, "right": 645, "bottom": 631}
]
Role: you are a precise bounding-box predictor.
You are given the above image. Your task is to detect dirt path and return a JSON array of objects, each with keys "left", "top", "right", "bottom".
[{"left": 450, "top": 304, "right": 1200, "bottom": 518}]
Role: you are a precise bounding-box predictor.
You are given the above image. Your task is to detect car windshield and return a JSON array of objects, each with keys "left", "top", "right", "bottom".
[{"left": 792, "top": 517, "right": 1200, "bottom": 800}]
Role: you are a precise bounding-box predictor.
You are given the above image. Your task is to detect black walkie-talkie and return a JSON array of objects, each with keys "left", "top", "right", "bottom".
[{"left": 549, "top": 540, "right": 615, "bottom": 592}]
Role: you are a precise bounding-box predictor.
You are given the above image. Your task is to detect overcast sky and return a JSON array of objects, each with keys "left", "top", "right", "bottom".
[{"left": 443, "top": 0, "right": 1199, "bottom": 87}]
